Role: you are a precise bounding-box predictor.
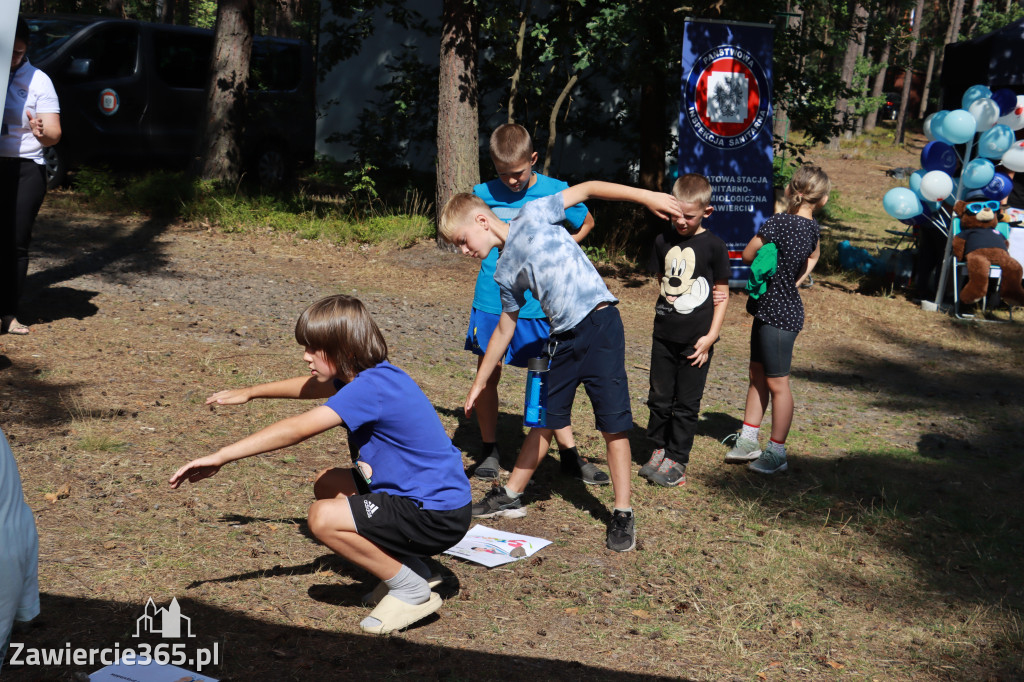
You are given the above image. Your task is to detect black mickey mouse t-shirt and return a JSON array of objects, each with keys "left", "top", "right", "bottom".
[{"left": 648, "top": 229, "right": 730, "bottom": 345}]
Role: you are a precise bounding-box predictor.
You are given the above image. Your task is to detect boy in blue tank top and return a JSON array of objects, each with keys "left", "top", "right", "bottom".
[{"left": 467, "top": 124, "right": 607, "bottom": 487}]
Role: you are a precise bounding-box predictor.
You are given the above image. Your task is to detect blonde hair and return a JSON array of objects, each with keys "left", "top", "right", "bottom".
[
  {"left": 672, "top": 173, "right": 712, "bottom": 207},
  {"left": 294, "top": 295, "right": 387, "bottom": 382},
  {"left": 785, "top": 165, "right": 831, "bottom": 214},
  {"left": 489, "top": 124, "right": 534, "bottom": 166},
  {"left": 439, "top": 193, "right": 491, "bottom": 242}
]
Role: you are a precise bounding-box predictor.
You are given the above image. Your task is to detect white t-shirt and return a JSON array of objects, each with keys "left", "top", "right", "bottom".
[{"left": 1, "top": 58, "right": 60, "bottom": 163}]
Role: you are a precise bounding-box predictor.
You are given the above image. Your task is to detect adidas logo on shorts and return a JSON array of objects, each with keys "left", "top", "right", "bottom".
[{"left": 364, "top": 499, "right": 379, "bottom": 518}]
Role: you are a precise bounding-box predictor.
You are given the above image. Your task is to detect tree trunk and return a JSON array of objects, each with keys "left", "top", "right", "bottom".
[
  {"left": 863, "top": 32, "right": 891, "bottom": 132},
  {"left": 829, "top": 1, "right": 867, "bottom": 150},
  {"left": 917, "top": 45, "right": 936, "bottom": 118},
  {"left": 507, "top": 1, "right": 531, "bottom": 124},
  {"left": 935, "top": 0, "right": 964, "bottom": 108},
  {"left": 436, "top": 0, "right": 480, "bottom": 249},
  {"left": 895, "top": 0, "right": 925, "bottom": 145},
  {"left": 638, "top": 79, "right": 667, "bottom": 192},
  {"left": 160, "top": 0, "right": 176, "bottom": 24},
  {"left": 198, "top": 0, "right": 254, "bottom": 184},
  {"left": 542, "top": 72, "right": 577, "bottom": 177},
  {"left": 271, "top": 0, "right": 299, "bottom": 39},
  {"left": 178, "top": 0, "right": 191, "bottom": 26}
]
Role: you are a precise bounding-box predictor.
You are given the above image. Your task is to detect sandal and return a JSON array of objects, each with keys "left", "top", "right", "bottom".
[
  {"left": 361, "top": 574, "right": 443, "bottom": 607},
  {"left": 360, "top": 592, "right": 442, "bottom": 635},
  {"left": 1, "top": 317, "right": 29, "bottom": 335}
]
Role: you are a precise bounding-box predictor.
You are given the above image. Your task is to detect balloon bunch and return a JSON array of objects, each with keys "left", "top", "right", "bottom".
[{"left": 883, "top": 85, "right": 1024, "bottom": 227}]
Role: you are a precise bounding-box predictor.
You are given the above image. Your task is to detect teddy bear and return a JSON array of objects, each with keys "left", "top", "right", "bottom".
[{"left": 951, "top": 198, "right": 1024, "bottom": 306}]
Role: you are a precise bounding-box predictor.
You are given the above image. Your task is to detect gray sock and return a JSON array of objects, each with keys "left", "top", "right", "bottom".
[
  {"left": 360, "top": 564, "right": 430, "bottom": 630},
  {"left": 398, "top": 555, "right": 431, "bottom": 581},
  {"left": 503, "top": 486, "right": 522, "bottom": 499}
]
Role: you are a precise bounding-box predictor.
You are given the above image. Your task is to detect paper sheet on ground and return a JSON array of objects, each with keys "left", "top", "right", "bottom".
[
  {"left": 90, "top": 661, "right": 217, "bottom": 682},
  {"left": 443, "top": 524, "right": 551, "bottom": 567}
]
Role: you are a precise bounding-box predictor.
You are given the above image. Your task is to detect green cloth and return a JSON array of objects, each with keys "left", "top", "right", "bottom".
[{"left": 744, "top": 242, "right": 778, "bottom": 300}]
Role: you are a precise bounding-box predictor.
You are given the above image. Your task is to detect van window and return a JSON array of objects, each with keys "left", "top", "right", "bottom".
[
  {"left": 153, "top": 31, "right": 213, "bottom": 89},
  {"left": 26, "top": 17, "right": 94, "bottom": 63},
  {"left": 66, "top": 25, "right": 139, "bottom": 80},
  {"left": 251, "top": 40, "right": 302, "bottom": 92}
]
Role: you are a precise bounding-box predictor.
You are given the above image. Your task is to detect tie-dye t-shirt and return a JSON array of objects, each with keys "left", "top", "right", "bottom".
[{"left": 494, "top": 193, "right": 617, "bottom": 334}]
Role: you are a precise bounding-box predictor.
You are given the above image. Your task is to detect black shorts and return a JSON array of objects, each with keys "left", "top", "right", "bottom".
[
  {"left": 349, "top": 492, "right": 471, "bottom": 557},
  {"left": 545, "top": 305, "right": 632, "bottom": 433},
  {"left": 749, "top": 318, "right": 799, "bottom": 378}
]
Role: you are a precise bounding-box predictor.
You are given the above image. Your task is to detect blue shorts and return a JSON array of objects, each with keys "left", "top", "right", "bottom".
[
  {"left": 545, "top": 305, "right": 632, "bottom": 433},
  {"left": 464, "top": 308, "right": 550, "bottom": 368},
  {"left": 749, "top": 318, "right": 799, "bottom": 378}
]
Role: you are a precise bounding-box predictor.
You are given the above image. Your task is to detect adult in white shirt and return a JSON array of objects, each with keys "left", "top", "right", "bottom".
[{"left": 2, "top": 18, "right": 61, "bottom": 336}]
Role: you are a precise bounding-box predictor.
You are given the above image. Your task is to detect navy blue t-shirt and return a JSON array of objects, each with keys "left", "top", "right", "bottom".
[
  {"left": 326, "top": 362, "right": 470, "bottom": 511},
  {"left": 745, "top": 213, "right": 819, "bottom": 333}
]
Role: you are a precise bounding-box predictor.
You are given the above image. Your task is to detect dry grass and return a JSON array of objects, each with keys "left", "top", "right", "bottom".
[{"left": 2, "top": 150, "right": 1023, "bottom": 680}]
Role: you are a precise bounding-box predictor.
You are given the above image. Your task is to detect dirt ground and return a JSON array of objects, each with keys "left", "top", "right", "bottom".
[{"left": 2, "top": 148, "right": 1024, "bottom": 681}]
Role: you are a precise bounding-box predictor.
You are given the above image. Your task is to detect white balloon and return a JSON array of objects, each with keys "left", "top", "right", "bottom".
[
  {"left": 968, "top": 97, "right": 1000, "bottom": 132},
  {"left": 1001, "top": 141, "right": 1024, "bottom": 172},
  {"left": 919, "top": 170, "right": 954, "bottom": 203},
  {"left": 997, "top": 95, "right": 1024, "bottom": 131}
]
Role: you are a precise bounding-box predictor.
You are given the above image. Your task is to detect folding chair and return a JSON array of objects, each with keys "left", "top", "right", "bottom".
[{"left": 949, "top": 218, "right": 1014, "bottom": 320}]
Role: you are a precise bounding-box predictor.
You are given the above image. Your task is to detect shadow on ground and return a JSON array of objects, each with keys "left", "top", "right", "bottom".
[{"left": 3, "top": 593, "right": 686, "bottom": 681}]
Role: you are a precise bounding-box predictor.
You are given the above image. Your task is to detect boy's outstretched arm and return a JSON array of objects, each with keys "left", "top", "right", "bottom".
[
  {"left": 688, "top": 281, "right": 730, "bottom": 367},
  {"left": 170, "top": 405, "right": 342, "bottom": 488},
  {"left": 562, "top": 181, "right": 681, "bottom": 221},
  {"left": 206, "top": 375, "right": 337, "bottom": 406},
  {"left": 465, "top": 310, "right": 519, "bottom": 416}
]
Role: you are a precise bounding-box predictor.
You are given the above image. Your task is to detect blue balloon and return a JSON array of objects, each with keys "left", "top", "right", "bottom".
[
  {"left": 977, "top": 124, "right": 1014, "bottom": 158},
  {"left": 962, "top": 84, "right": 993, "bottom": 110},
  {"left": 883, "top": 187, "right": 923, "bottom": 220},
  {"left": 909, "top": 169, "right": 927, "bottom": 196},
  {"left": 993, "top": 88, "right": 1018, "bottom": 116},
  {"left": 962, "top": 158, "right": 995, "bottom": 189},
  {"left": 982, "top": 172, "right": 1013, "bottom": 200},
  {"left": 929, "top": 111, "right": 952, "bottom": 144},
  {"left": 941, "top": 109, "right": 978, "bottom": 144},
  {"left": 921, "top": 141, "right": 958, "bottom": 174}
]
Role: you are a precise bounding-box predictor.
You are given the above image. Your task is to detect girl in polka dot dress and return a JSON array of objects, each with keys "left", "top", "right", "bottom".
[{"left": 723, "top": 165, "right": 831, "bottom": 474}]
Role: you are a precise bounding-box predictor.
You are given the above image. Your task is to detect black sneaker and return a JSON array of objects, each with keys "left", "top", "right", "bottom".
[
  {"left": 471, "top": 486, "right": 527, "bottom": 519},
  {"left": 606, "top": 509, "right": 636, "bottom": 552}
]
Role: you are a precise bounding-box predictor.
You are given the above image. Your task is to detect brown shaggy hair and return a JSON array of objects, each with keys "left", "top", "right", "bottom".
[{"left": 294, "top": 295, "right": 387, "bottom": 382}]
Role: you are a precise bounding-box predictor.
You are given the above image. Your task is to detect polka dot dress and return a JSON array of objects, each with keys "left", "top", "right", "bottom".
[{"left": 745, "top": 214, "right": 819, "bottom": 332}]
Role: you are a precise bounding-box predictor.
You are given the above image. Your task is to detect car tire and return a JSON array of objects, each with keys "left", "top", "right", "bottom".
[
  {"left": 254, "top": 142, "right": 293, "bottom": 191},
  {"left": 43, "top": 145, "right": 67, "bottom": 189}
]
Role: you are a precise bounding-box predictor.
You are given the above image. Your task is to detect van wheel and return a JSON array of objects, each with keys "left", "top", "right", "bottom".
[
  {"left": 255, "top": 143, "right": 292, "bottom": 191},
  {"left": 43, "top": 146, "right": 67, "bottom": 189}
]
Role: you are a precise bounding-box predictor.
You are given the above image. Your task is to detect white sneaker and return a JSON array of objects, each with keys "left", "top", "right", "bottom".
[{"left": 723, "top": 434, "right": 761, "bottom": 463}]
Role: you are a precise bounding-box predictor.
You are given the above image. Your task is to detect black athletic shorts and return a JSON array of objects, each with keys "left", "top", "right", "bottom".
[
  {"left": 749, "top": 318, "right": 799, "bottom": 378},
  {"left": 349, "top": 492, "right": 471, "bottom": 557}
]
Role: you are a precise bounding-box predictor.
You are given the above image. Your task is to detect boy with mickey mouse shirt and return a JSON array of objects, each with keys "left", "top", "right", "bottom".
[{"left": 641, "top": 173, "right": 730, "bottom": 487}]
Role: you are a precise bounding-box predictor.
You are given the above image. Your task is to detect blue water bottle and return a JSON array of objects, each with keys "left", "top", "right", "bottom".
[{"left": 523, "top": 357, "right": 549, "bottom": 427}]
